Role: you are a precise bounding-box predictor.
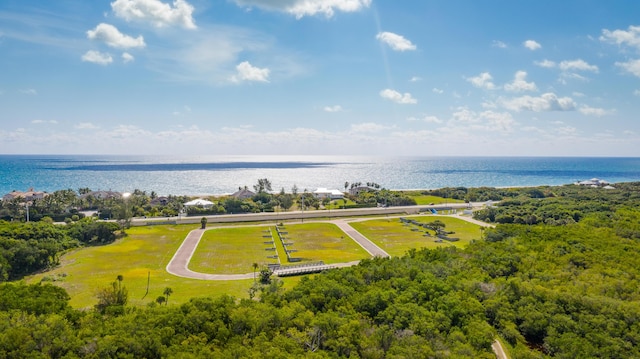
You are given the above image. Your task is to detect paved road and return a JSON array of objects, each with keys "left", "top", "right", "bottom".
[
  {"left": 166, "top": 228, "right": 254, "bottom": 280},
  {"left": 165, "top": 219, "right": 390, "bottom": 280},
  {"left": 165, "top": 211, "right": 493, "bottom": 281},
  {"left": 135, "top": 201, "right": 492, "bottom": 226},
  {"left": 333, "top": 220, "right": 390, "bottom": 258}
]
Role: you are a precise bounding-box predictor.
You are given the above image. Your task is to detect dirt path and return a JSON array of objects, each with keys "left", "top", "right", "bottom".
[{"left": 492, "top": 339, "right": 509, "bottom": 359}]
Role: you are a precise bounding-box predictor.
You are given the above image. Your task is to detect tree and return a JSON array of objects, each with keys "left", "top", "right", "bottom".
[
  {"left": 253, "top": 178, "right": 272, "bottom": 193},
  {"left": 201, "top": 217, "right": 207, "bottom": 229},
  {"left": 163, "top": 287, "right": 173, "bottom": 305},
  {"left": 155, "top": 296, "right": 166, "bottom": 305},
  {"left": 278, "top": 194, "right": 294, "bottom": 211},
  {"left": 344, "top": 182, "right": 349, "bottom": 192},
  {"left": 259, "top": 267, "right": 272, "bottom": 284},
  {"left": 95, "top": 275, "right": 128, "bottom": 315},
  {"left": 252, "top": 263, "right": 259, "bottom": 283}
]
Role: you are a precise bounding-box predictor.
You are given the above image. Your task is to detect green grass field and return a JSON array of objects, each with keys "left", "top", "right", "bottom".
[
  {"left": 349, "top": 215, "right": 482, "bottom": 257},
  {"left": 189, "top": 226, "right": 280, "bottom": 274},
  {"left": 189, "top": 223, "right": 369, "bottom": 273},
  {"left": 27, "top": 225, "right": 256, "bottom": 309},
  {"left": 403, "top": 192, "right": 465, "bottom": 205},
  {"left": 26, "top": 215, "right": 482, "bottom": 309},
  {"left": 276, "top": 223, "right": 369, "bottom": 264}
]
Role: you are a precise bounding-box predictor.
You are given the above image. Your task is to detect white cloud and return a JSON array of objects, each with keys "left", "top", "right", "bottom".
[
  {"left": 409, "top": 76, "right": 422, "bottom": 82},
  {"left": 20, "top": 89, "right": 37, "bottom": 95},
  {"left": 81, "top": 50, "right": 113, "bottom": 65},
  {"left": 504, "top": 71, "right": 537, "bottom": 92},
  {"left": 233, "top": 0, "right": 372, "bottom": 18},
  {"left": 379, "top": 89, "right": 417, "bottom": 104},
  {"left": 535, "top": 59, "right": 556, "bottom": 68},
  {"left": 523, "top": 40, "right": 541, "bottom": 50},
  {"left": 376, "top": 31, "right": 416, "bottom": 51},
  {"left": 31, "top": 119, "right": 57, "bottom": 124},
  {"left": 579, "top": 105, "right": 609, "bottom": 117},
  {"left": 466, "top": 72, "right": 496, "bottom": 90},
  {"left": 122, "top": 52, "right": 135, "bottom": 63},
  {"left": 634, "top": 89, "right": 640, "bottom": 96},
  {"left": 500, "top": 93, "right": 576, "bottom": 112},
  {"left": 324, "top": 105, "right": 343, "bottom": 112},
  {"left": 350, "top": 122, "right": 393, "bottom": 133},
  {"left": 558, "top": 59, "right": 598, "bottom": 72},
  {"left": 87, "top": 23, "right": 145, "bottom": 49},
  {"left": 75, "top": 122, "right": 100, "bottom": 130},
  {"left": 600, "top": 25, "right": 640, "bottom": 50},
  {"left": 449, "top": 107, "right": 515, "bottom": 132},
  {"left": 616, "top": 59, "right": 640, "bottom": 77},
  {"left": 492, "top": 40, "right": 507, "bottom": 48},
  {"left": 407, "top": 115, "right": 442, "bottom": 124},
  {"left": 111, "top": 0, "right": 197, "bottom": 29},
  {"left": 432, "top": 88, "right": 443, "bottom": 94},
  {"left": 230, "top": 61, "right": 270, "bottom": 82},
  {"left": 572, "top": 92, "right": 585, "bottom": 97}
]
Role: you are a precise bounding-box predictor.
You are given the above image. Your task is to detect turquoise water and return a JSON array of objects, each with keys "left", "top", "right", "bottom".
[{"left": 1, "top": 155, "right": 639, "bottom": 196}]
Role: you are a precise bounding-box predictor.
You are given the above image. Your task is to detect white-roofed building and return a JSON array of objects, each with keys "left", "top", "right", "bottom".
[
  {"left": 184, "top": 199, "right": 214, "bottom": 209},
  {"left": 313, "top": 188, "right": 344, "bottom": 200}
]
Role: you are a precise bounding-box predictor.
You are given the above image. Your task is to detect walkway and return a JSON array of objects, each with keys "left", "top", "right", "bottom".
[
  {"left": 333, "top": 220, "right": 390, "bottom": 258},
  {"left": 165, "top": 214, "right": 492, "bottom": 281}
]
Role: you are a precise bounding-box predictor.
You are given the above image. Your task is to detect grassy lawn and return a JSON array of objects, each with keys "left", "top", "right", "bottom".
[
  {"left": 402, "top": 192, "right": 465, "bottom": 205},
  {"left": 350, "top": 215, "right": 482, "bottom": 257},
  {"left": 278, "top": 223, "right": 369, "bottom": 264},
  {"left": 189, "top": 226, "right": 280, "bottom": 274},
  {"left": 190, "top": 223, "right": 369, "bottom": 272},
  {"left": 26, "top": 225, "right": 256, "bottom": 309}
]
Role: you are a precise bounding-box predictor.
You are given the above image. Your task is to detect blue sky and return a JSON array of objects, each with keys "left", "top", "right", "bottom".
[{"left": 1, "top": 0, "right": 639, "bottom": 156}]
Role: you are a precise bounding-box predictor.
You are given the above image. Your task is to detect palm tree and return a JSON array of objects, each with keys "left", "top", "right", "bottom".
[
  {"left": 252, "top": 262, "right": 259, "bottom": 282},
  {"left": 163, "top": 287, "right": 173, "bottom": 305}
]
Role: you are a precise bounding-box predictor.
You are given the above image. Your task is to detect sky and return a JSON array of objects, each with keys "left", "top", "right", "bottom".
[{"left": 1, "top": 0, "right": 640, "bottom": 156}]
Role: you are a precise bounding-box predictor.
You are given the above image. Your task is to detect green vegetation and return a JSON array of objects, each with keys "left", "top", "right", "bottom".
[
  {"left": 276, "top": 223, "right": 369, "bottom": 264},
  {"left": 4, "top": 182, "right": 640, "bottom": 357},
  {"left": 189, "top": 226, "right": 280, "bottom": 274},
  {"left": 26, "top": 225, "right": 253, "bottom": 308},
  {"left": 402, "top": 190, "right": 466, "bottom": 205},
  {"left": 350, "top": 215, "right": 482, "bottom": 256},
  {"left": 0, "top": 218, "right": 119, "bottom": 281}
]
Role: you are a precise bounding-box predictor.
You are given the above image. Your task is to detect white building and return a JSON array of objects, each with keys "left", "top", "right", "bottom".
[
  {"left": 313, "top": 188, "right": 344, "bottom": 200},
  {"left": 184, "top": 199, "right": 214, "bottom": 209}
]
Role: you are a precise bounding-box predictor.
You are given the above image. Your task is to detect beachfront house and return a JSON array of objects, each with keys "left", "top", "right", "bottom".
[
  {"left": 2, "top": 188, "right": 47, "bottom": 202},
  {"left": 313, "top": 188, "right": 344, "bottom": 200},
  {"left": 184, "top": 199, "right": 214, "bottom": 209},
  {"left": 231, "top": 188, "right": 255, "bottom": 200}
]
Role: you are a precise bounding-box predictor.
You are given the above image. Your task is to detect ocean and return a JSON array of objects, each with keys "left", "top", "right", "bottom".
[{"left": 1, "top": 155, "right": 639, "bottom": 196}]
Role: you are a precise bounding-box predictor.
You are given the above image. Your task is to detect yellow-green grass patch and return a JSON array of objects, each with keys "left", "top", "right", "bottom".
[
  {"left": 189, "top": 226, "right": 280, "bottom": 274},
  {"left": 403, "top": 192, "right": 465, "bottom": 205},
  {"left": 350, "top": 215, "right": 482, "bottom": 257},
  {"left": 26, "top": 225, "right": 257, "bottom": 309},
  {"left": 278, "top": 223, "right": 369, "bottom": 264}
]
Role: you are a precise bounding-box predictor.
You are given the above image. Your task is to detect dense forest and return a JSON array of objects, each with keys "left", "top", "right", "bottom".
[{"left": 2, "top": 183, "right": 640, "bottom": 357}]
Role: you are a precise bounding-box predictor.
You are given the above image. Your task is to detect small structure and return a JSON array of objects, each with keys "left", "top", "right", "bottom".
[
  {"left": 184, "top": 199, "right": 214, "bottom": 209},
  {"left": 150, "top": 196, "right": 169, "bottom": 206},
  {"left": 231, "top": 188, "right": 255, "bottom": 200},
  {"left": 80, "top": 190, "right": 121, "bottom": 200},
  {"left": 575, "top": 178, "right": 610, "bottom": 187},
  {"left": 313, "top": 188, "right": 344, "bottom": 200},
  {"left": 2, "top": 188, "right": 47, "bottom": 202}
]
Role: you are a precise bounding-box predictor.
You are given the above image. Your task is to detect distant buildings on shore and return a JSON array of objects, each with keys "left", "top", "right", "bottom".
[
  {"left": 575, "top": 178, "right": 615, "bottom": 189},
  {"left": 2, "top": 188, "right": 48, "bottom": 202}
]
